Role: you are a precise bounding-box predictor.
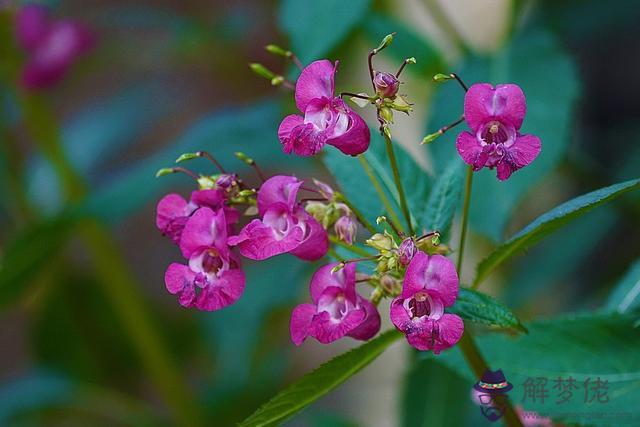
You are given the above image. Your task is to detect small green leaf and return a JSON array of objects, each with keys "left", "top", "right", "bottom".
[
  {"left": 239, "top": 330, "right": 402, "bottom": 427},
  {"left": 605, "top": 259, "right": 640, "bottom": 314},
  {"left": 450, "top": 288, "right": 526, "bottom": 332},
  {"left": 474, "top": 178, "right": 640, "bottom": 287},
  {"left": 420, "top": 158, "right": 465, "bottom": 241},
  {"left": 452, "top": 290, "right": 516, "bottom": 327}
]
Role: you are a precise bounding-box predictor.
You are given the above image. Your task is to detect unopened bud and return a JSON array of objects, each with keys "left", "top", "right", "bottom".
[
  {"left": 155, "top": 167, "right": 174, "bottom": 178},
  {"left": 374, "top": 33, "right": 395, "bottom": 52},
  {"left": 373, "top": 71, "right": 400, "bottom": 98},
  {"left": 433, "top": 73, "right": 454, "bottom": 82},
  {"left": 265, "top": 44, "right": 291, "bottom": 57},
  {"left": 238, "top": 189, "right": 256, "bottom": 197},
  {"left": 313, "top": 179, "right": 335, "bottom": 200},
  {"left": 334, "top": 215, "right": 357, "bottom": 245},
  {"left": 305, "top": 201, "right": 329, "bottom": 223},
  {"left": 215, "top": 173, "right": 236, "bottom": 189},
  {"left": 249, "top": 63, "right": 276, "bottom": 80},
  {"left": 421, "top": 131, "right": 442, "bottom": 145},
  {"left": 234, "top": 151, "right": 254, "bottom": 165},
  {"left": 397, "top": 238, "right": 417, "bottom": 266},
  {"left": 271, "top": 75, "right": 284, "bottom": 86},
  {"left": 366, "top": 233, "right": 393, "bottom": 251},
  {"left": 331, "top": 262, "right": 346, "bottom": 274},
  {"left": 175, "top": 152, "right": 200, "bottom": 163},
  {"left": 197, "top": 175, "right": 216, "bottom": 190}
]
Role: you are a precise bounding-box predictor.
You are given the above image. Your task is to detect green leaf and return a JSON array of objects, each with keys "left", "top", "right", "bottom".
[
  {"left": 427, "top": 27, "right": 579, "bottom": 241},
  {"left": 239, "top": 329, "right": 402, "bottom": 427},
  {"left": 429, "top": 312, "right": 640, "bottom": 426},
  {"left": 450, "top": 288, "right": 526, "bottom": 332},
  {"left": 605, "top": 259, "right": 640, "bottom": 314},
  {"left": 419, "top": 158, "right": 465, "bottom": 241},
  {"left": 278, "top": 0, "right": 371, "bottom": 63},
  {"left": 0, "top": 214, "right": 78, "bottom": 309},
  {"left": 474, "top": 178, "right": 640, "bottom": 287}
]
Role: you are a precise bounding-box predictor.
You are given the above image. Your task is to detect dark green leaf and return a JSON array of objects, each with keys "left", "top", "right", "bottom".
[
  {"left": 449, "top": 288, "right": 526, "bottom": 332},
  {"left": 239, "top": 329, "right": 402, "bottom": 427},
  {"left": 427, "top": 27, "right": 579, "bottom": 241},
  {"left": 429, "top": 312, "right": 640, "bottom": 426},
  {"left": 0, "top": 214, "right": 78, "bottom": 309},
  {"left": 419, "top": 158, "right": 465, "bottom": 241},
  {"left": 474, "top": 178, "right": 640, "bottom": 287},
  {"left": 278, "top": 0, "right": 372, "bottom": 63},
  {"left": 605, "top": 259, "right": 640, "bottom": 314}
]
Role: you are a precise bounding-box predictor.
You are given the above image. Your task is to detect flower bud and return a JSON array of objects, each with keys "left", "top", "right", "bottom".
[
  {"left": 313, "top": 179, "right": 334, "bottom": 200},
  {"left": 215, "top": 173, "right": 236, "bottom": 189},
  {"left": 334, "top": 215, "right": 357, "bottom": 245},
  {"left": 366, "top": 233, "right": 393, "bottom": 251},
  {"left": 305, "top": 201, "right": 329, "bottom": 223},
  {"left": 379, "top": 106, "right": 394, "bottom": 124},
  {"left": 197, "top": 175, "right": 217, "bottom": 190},
  {"left": 397, "top": 238, "right": 417, "bottom": 266},
  {"left": 373, "top": 71, "right": 400, "bottom": 98}
]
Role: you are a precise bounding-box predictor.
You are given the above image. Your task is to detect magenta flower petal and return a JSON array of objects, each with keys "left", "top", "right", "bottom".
[
  {"left": 347, "top": 298, "right": 381, "bottom": 340},
  {"left": 156, "top": 193, "right": 193, "bottom": 244},
  {"left": 194, "top": 268, "right": 245, "bottom": 311},
  {"left": 294, "top": 59, "right": 336, "bottom": 112},
  {"left": 15, "top": 4, "right": 50, "bottom": 51},
  {"left": 496, "top": 134, "right": 542, "bottom": 181},
  {"left": 431, "top": 314, "right": 464, "bottom": 354},
  {"left": 405, "top": 320, "right": 435, "bottom": 351},
  {"left": 289, "top": 211, "right": 329, "bottom": 261},
  {"left": 190, "top": 189, "right": 225, "bottom": 209},
  {"left": 464, "top": 83, "right": 527, "bottom": 132},
  {"left": 325, "top": 109, "right": 371, "bottom": 156},
  {"left": 456, "top": 131, "right": 486, "bottom": 170},
  {"left": 390, "top": 297, "right": 412, "bottom": 330},
  {"left": 256, "top": 175, "right": 303, "bottom": 215},
  {"left": 290, "top": 303, "right": 316, "bottom": 345},
  {"left": 403, "top": 252, "right": 459, "bottom": 307},
  {"left": 164, "top": 263, "right": 197, "bottom": 307},
  {"left": 309, "top": 262, "right": 357, "bottom": 303},
  {"left": 311, "top": 307, "right": 366, "bottom": 344},
  {"left": 179, "top": 207, "right": 227, "bottom": 259},
  {"left": 228, "top": 216, "right": 305, "bottom": 260}
]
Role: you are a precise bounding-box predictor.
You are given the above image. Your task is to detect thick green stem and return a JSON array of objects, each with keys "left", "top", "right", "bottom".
[
  {"left": 18, "top": 94, "right": 202, "bottom": 427},
  {"left": 357, "top": 155, "right": 404, "bottom": 232},
  {"left": 456, "top": 166, "right": 473, "bottom": 273},
  {"left": 458, "top": 332, "right": 523, "bottom": 427},
  {"left": 382, "top": 133, "right": 414, "bottom": 235}
]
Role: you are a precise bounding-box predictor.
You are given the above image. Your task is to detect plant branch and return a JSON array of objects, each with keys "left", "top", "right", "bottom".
[
  {"left": 337, "top": 193, "right": 376, "bottom": 234},
  {"left": 457, "top": 166, "right": 473, "bottom": 273},
  {"left": 329, "top": 235, "right": 373, "bottom": 258},
  {"left": 382, "top": 133, "right": 414, "bottom": 235},
  {"left": 357, "top": 155, "right": 404, "bottom": 233}
]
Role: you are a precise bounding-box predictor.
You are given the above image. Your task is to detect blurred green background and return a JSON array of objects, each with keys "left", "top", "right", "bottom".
[{"left": 1, "top": 0, "right": 639, "bottom": 426}]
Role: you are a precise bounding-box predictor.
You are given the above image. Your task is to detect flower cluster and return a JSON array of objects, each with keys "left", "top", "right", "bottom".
[
  {"left": 156, "top": 34, "right": 542, "bottom": 355},
  {"left": 14, "top": 4, "right": 94, "bottom": 89}
]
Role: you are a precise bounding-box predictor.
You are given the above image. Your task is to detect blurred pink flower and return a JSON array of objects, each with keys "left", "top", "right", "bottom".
[
  {"left": 456, "top": 83, "right": 541, "bottom": 181},
  {"left": 15, "top": 4, "right": 95, "bottom": 89},
  {"left": 290, "top": 262, "right": 380, "bottom": 345},
  {"left": 373, "top": 71, "right": 399, "bottom": 98},
  {"left": 278, "top": 60, "right": 370, "bottom": 156}
]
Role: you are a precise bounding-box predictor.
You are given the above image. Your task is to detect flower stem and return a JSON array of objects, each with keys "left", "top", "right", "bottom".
[
  {"left": 357, "top": 155, "right": 404, "bottom": 233},
  {"left": 456, "top": 166, "right": 473, "bottom": 274},
  {"left": 329, "top": 235, "right": 373, "bottom": 258},
  {"left": 382, "top": 133, "right": 414, "bottom": 235},
  {"left": 458, "top": 331, "right": 523, "bottom": 427},
  {"left": 337, "top": 193, "right": 376, "bottom": 234}
]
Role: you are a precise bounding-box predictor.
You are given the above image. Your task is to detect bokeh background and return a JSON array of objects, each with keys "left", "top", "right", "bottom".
[{"left": 1, "top": 0, "right": 639, "bottom": 426}]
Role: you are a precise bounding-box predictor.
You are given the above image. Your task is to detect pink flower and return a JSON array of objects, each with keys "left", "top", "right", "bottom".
[
  {"left": 390, "top": 252, "right": 463, "bottom": 353},
  {"left": 165, "top": 207, "right": 245, "bottom": 311},
  {"left": 15, "top": 4, "right": 94, "bottom": 89},
  {"left": 156, "top": 189, "right": 238, "bottom": 244},
  {"left": 278, "top": 60, "right": 370, "bottom": 157},
  {"left": 290, "top": 262, "right": 381, "bottom": 345},
  {"left": 456, "top": 83, "right": 541, "bottom": 181},
  {"left": 397, "top": 238, "right": 417, "bottom": 266},
  {"left": 229, "top": 175, "right": 328, "bottom": 261}
]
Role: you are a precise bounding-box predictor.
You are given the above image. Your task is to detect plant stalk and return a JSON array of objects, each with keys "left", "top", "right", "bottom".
[
  {"left": 357, "top": 155, "right": 404, "bottom": 233},
  {"left": 457, "top": 166, "right": 473, "bottom": 273},
  {"left": 382, "top": 133, "right": 414, "bottom": 235}
]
